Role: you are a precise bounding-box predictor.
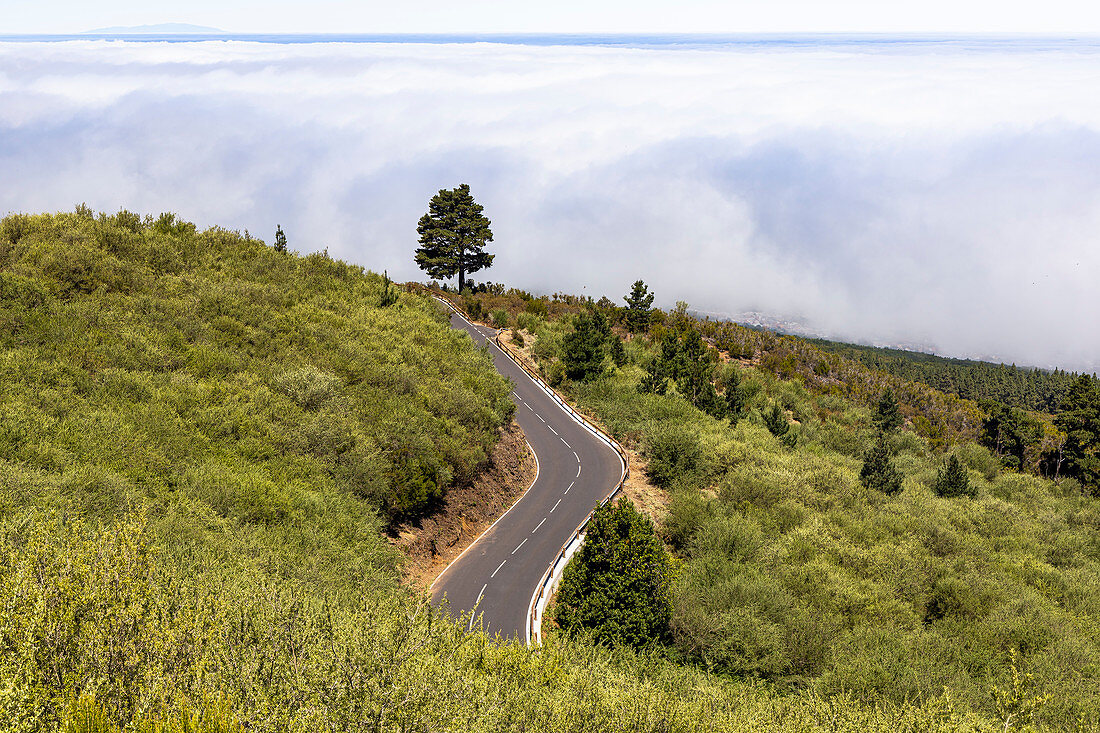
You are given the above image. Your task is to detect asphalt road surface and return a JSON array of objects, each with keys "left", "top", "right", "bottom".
[{"left": 431, "top": 307, "right": 623, "bottom": 641}]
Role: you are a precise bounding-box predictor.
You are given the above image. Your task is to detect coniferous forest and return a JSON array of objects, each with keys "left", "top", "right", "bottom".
[{"left": 808, "top": 339, "right": 1086, "bottom": 414}]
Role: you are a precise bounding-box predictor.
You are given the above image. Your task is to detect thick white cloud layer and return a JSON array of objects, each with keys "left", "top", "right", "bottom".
[{"left": 1, "top": 39, "right": 1098, "bottom": 370}]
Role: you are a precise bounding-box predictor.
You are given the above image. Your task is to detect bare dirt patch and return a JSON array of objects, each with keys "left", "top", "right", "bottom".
[
  {"left": 397, "top": 419, "right": 537, "bottom": 592},
  {"left": 498, "top": 329, "right": 540, "bottom": 371},
  {"left": 619, "top": 447, "right": 667, "bottom": 523}
]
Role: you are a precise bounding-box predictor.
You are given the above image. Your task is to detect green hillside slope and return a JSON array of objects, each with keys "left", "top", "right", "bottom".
[
  {"left": 453, "top": 285, "right": 1100, "bottom": 729},
  {"left": 0, "top": 210, "right": 1008, "bottom": 731}
]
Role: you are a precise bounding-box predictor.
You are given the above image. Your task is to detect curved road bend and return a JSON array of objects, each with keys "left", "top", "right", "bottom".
[{"left": 431, "top": 310, "right": 622, "bottom": 641}]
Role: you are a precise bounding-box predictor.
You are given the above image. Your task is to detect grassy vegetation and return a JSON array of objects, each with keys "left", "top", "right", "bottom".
[
  {"left": 0, "top": 209, "right": 515, "bottom": 530},
  {"left": 0, "top": 210, "right": 1078, "bottom": 730},
  {"left": 5, "top": 511, "right": 998, "bottom": 733},
  {"left": 467, "top": 287, "right": 1100, "bottom": 730}
]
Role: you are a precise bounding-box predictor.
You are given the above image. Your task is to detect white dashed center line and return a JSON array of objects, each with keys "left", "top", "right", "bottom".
[
  {"left": 477, "top": 584, "right": 487, "bottom": 604},
  {"left": 533, "top": 518, "right": 546, "bottom": 533},
  {"left": 512, "top": 538, "right": 528, "bottom": 555},
  {"left": 548, "top": 426, "right": 558, "bottom": 435},
  {"left": 551, "top": 499, "right": 561, "bottom": 513},
  {"left": 576, "top": 465, "right": 581, "bottom": 477},
  {"left": 565, "top": 481, "right": 575, "bottom": 495},
  {"left": 492, "top": 560, "right": 507, "bottom": 578}
]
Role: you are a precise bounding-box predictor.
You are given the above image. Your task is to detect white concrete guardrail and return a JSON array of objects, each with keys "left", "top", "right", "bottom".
[{"left": 417, "top": 285, "right": 629, "bottom": 646}]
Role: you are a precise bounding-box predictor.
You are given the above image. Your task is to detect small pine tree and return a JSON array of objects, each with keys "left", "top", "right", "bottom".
[
  {"left": 725, "top": 368, "right": 746, "bottom": 425},
  {"left": 623, "top": 280, "right": 655, "bottom": 334},
  {"left": 874, "top": 389, "right": 903, "bottom": 433},
  {"left": 763, "top": 403, "right": 789, "bottom": 438},
  {"left": 675, "top": 331, "right": 720, "bottom": 415},
  {"left": 934, "top": 454, "right": 973, "bottom": 497},
  {"left": 562, "top": 312, "right": 606, "bottom": 382},
  {"left": 554, "top": 498, "right": 673, "bottom": 647},
  {"left": 274, "top": 225, "right": 287, "bottom": 253},
  {"left": 378, "top": 271, "right": 399, "bottom": 307},
  {"left": 860, "top": 436, "right": 903, "bottom": 495}
]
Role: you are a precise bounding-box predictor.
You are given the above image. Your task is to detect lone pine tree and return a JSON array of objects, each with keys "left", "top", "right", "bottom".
[
  {"left": 934, "top": 454, "right": 974, "bottom": 497},
  {"left": 860, "top": 435, "right": 903, "bottom": 495},
  {"left": 274, "top": 225, "right": 287, "bottom": 253},
  {"left": 874, "top": 388, "right": 903, "bottom": 433},
  {"left": 414, "top": 184, "right": 494, "bottom": 293},
  {"left": 623, "top": 280, "right": 655, "bottom": 334}
]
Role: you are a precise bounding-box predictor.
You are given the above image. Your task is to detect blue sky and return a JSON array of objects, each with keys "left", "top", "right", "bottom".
[{"left": 6, "top": 0, "right": 1100, "bottom": 34}]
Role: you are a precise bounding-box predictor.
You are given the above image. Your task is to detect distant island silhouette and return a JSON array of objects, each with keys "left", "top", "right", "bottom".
[{"left": 82, "top": 23, "right": 223, "bottom": 34}]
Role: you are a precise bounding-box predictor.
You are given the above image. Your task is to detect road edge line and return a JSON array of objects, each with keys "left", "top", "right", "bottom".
[{"left": 429, "top": 436, "right": 541, "bottom": 598}]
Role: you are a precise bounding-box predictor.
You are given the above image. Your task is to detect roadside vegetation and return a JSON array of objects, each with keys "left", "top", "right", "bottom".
[{"left": 451, "top": 280, "right": 1100, "bottom": 730}]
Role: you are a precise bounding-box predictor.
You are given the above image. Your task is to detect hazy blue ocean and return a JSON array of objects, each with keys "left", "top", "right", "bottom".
[{"left": 3, "top": 32, "right": 1100, "bottom": 53}]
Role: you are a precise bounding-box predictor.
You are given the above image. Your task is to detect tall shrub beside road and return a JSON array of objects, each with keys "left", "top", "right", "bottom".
[{"left": 554, "top": 499, "right": 673, "bottom": 647}]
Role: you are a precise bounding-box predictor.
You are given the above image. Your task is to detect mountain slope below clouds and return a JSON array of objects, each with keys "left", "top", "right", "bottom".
[{"left": 0, "top": 209, "right": 998, "bottom": 732}]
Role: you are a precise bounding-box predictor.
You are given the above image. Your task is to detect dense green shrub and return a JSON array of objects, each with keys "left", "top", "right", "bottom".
[
  {"left": 515, "top": 310, "right": 542, "bottom": 332},
  {"left": 645, "top": 424, "right": 704, "bottom": 489},
  {"left": 463, "top": 294, "right": 484, "bottom": 320},
  {"left": 554, "top": 499, "right": 674, "bottom": 647}
]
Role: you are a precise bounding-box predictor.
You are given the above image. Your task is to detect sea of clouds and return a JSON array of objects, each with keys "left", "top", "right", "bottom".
[{"left": 1, "top": 39, "right": 1098, "bottom": 370}]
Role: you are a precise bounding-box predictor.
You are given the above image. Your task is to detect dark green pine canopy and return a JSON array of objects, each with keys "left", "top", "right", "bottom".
[{"left": 414, "top": 184, "right": 494, "bottom": 292}]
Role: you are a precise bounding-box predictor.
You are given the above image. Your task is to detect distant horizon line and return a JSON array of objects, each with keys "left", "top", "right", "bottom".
[{"left": 7, "top": 30, "right": 1100, "bottom": 39}]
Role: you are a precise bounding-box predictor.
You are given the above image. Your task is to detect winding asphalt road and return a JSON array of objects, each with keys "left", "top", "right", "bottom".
[{"left": 430, "top": 306, "right": 623, "bottom": 641}]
